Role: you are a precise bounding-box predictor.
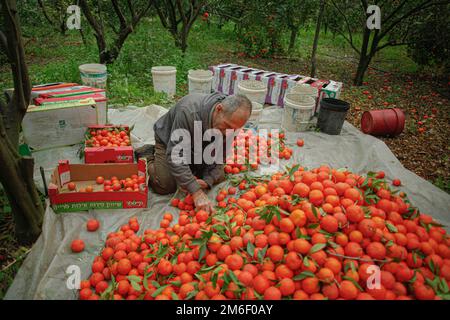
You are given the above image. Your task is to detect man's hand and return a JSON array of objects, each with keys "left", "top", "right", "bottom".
[
  {"left": 192, "top": 189, "right": 215, "bottom": 213},
  {"left": 196, "top": 178, "right": 209, "bottom": 190},
  {"left": 179, "top": 178, "right": 209, "bottom": 193}
]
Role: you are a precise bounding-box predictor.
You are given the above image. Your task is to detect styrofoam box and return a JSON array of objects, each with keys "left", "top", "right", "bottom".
[{"left": 22, "top": 98, "right": 103, "bottom": 150}]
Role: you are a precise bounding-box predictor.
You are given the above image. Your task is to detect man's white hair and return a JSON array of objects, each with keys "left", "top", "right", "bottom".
[{"left": 222, "top": 94, "right": 252, "bottom": 116}]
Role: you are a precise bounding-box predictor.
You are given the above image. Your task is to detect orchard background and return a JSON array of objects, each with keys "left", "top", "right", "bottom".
[{"left": 0, "top": 0, "right": 449, "bottom": 298}]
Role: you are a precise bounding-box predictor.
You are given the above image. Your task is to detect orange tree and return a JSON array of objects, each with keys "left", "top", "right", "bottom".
[
  {"left": 330, "top": 0, "right": 450, "bottom": 85},
  {"left": 0, "top": 0, "right": 44, "bottom": 244},
  {"left": 154, "top": 0, "right": 208, "bottom": 53},
  {"left": 78, "top": 0, "right": 154, "bottom": 64}
]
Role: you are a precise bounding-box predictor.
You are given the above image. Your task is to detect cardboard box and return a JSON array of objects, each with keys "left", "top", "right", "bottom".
[
  {"left": 209, "top": 63, "right": 342, "bottom": 108},
  {"left": 48, "top": 159, "right": 148, "bottom": 213},
  {"left": 226, "top": 66, "right": 246, "bottom": 95},
  {"left": 276, "top": 75, "right": 306, "bottom": 106},
  {"left": 209, "top": 63, "right": 238, "bottom": 93},
  {"left": 320, "top": 80, "right": 343, "bottom": 100},
  {"left": 84, "top": 125, "right": 134, "bottom": 163},
  {"left": 35, "top": 92, "right": 107, "bottom": 125},
  {"left": 22, "top": 98, "right": 101, "bottom": 150},
  {"left": 246, "top": 70, "right": 278, "bottom": 104},
  {"left": 234, "top": 67, "right": 256, "bottom": 92},
  {"left": 310, "top": 79, "right": 343, "bottom": 114}
]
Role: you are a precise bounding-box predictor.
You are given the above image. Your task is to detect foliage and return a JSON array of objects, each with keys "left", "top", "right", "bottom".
[
  {"left": 406, "top": 4, "right": 450, "bottom": 75},
  {"left": 78, "top": 0, "right": 154, "bottom": 64},
  {"left": 154, "top": 0, "right": 207, "bottom": 52},
  {"left": 329, "top": 0, "right": 449, "bottom": 85}
]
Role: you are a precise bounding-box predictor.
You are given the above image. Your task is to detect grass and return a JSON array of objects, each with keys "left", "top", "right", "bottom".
[{"left": 1, "top": 18, "right": 238, "bottom": 107}]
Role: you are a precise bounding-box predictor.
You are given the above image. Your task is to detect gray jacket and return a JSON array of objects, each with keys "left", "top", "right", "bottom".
[{"left": 153, "top": 92, "right": 227, "bottom": 194}]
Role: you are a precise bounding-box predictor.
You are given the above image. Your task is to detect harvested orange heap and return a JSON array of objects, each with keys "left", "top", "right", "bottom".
[
  {"left": 224, "top": 130, "right": 293, "bottom": 175},
  {"left": 79, "top": 165, "right": 450, "bottom": 300}
]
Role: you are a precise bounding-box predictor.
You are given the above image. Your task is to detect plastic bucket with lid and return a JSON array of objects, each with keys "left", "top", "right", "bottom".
[
  {"left": 289, "top": 84, "right": 318, "bottom": 97},
  {"left": 282, "top": 94, "right": 316, "bottom": 132},
  {"left": 188, "top": 69, "right": 213, "bottom": 94},
  {"left": 237, "top": 80, "right": 267, "bottom": 104},
  {"left": 361, "top": 108, "right": 405, "bottom": 137},
  {"left": 79, "top": 64, "right": 107, "bottom": 89},
  {"left": 317, "top": 98, "right": 350, "bottom": 135},
  {"left": 289, "top": 84, "right": 319, "bottom": 113},
  {"left": 151, "top": 66, "right": 177, "bottom": 97}
]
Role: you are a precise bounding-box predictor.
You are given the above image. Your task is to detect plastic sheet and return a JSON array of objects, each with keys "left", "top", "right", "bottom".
[{"left": 6, "top": 105, "right": 450, "bottom": 300}]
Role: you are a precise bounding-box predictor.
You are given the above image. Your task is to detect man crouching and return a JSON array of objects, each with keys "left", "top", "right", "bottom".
[{"left": 138, "top": 93, "right": 252, "bottom": 213}]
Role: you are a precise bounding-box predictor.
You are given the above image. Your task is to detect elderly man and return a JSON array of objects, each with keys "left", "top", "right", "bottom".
[{"left": 137, "top": 93, "right": 252, "bottom": 212}]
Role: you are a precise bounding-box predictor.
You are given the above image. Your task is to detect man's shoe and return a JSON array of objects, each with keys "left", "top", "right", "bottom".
[{"left": 135, "top": 144, "right": 155, "bottom": 162}]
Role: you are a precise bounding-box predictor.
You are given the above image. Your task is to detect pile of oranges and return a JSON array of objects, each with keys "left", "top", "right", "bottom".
[
  {"left": 66, "top": 175, "right": 145, "bottom": 193},
  {"left": 224, "top": 130, "right": 293, "bottom": 175},
  {"left": 78, "top": 165, "right": 450, "bottom": 300},
  {"left": 85, "top": 127, "right": 131, "bottom": 148}
]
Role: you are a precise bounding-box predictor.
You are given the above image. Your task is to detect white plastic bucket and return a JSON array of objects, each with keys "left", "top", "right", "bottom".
[
  {"left": 290, "top": 84, "right": 319, "bottom": 112},
  {"left": 79, "top": 64, "right": 107, "bottom": 89},
  {"left": 249, "top": 101, "right": 263, "bottom": 123},
  {"left": 282, "top": 94, "right": 316, "bottom": 132},
  {"left": 289, "top": 84, "right": 318, "bottom": 97},
  {"left": 188, "top": 69, "right": 213, "bottom": 94},
  {"left": 151, "top": 66, "right": 177, "bottom": 97},
  {"left": 237, "top": 80, "right": 267, "bottom": 104}
]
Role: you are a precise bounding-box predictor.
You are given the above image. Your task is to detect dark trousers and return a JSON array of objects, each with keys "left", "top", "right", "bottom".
[{"left": 147, "top": 138, "right": 224, "bottom": 195}]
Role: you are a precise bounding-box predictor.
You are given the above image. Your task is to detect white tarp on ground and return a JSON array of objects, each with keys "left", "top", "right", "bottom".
[{"left": 6, "top": 105, "right": 450, "bottom": 300}]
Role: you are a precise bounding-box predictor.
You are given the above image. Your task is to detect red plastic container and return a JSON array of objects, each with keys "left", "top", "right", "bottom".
[
  {"left": 84, "top": 125, "right": 134, "bottom": 163},
  {"left": 361, "top": 108, "right": 405, "bottom": 137},
  {"left": 48, "top": 159, "right": 148, "bottom": 213}
]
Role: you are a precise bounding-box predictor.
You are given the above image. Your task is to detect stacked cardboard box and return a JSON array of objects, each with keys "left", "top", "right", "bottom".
[
  {"left": 20, "top": 83, "right": 108, "bottom": 151},
  {"left": 209, "top": 63, "right": 342, "bottom": 109}
]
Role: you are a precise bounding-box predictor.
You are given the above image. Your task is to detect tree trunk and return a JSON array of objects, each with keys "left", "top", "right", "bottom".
[
  {"left": 0, "top": 0, "right": 44, "bottom": 244},
  {"left": 180, "top": 25, "right": 190, "bottom": 53},
  {"left": 101, "top": 27, "right": 134, "bottom": 64},
  {"left": 0, "top": 151, "right": 44, "bottom": 244},
  {"left": 353, "top": 27, "right": 372, "bottom": 86},
  {"left": 310, "top": 0, "right": 326, "bottom": 78},
  {"left": 354, "top": 54, "right": 373, "bottom": 86},
  {"left": 288, "top": 27, "right": 298, "bottom": 51}
]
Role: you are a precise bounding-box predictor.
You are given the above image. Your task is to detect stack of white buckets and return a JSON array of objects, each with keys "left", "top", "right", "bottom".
[
  {"left": 282, "top": 84, "right": 318, "bottom": 132},
  {"left": 79, "top": 63, "right": 108, "bottom": 89},
  {"left": 150, "top": 66, "right": 215, "bottom": 98},
  {"left": 237, "top": 80, "right": 266, "bottom": 128}
]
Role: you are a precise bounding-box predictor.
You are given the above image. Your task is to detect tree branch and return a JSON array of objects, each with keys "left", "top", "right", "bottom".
[
  {"left": 331, "top": 1, "right": 358, "bottom": 54},
  {"left": 0, "top": 30, "right": 8, "bottom": 59},
  {"left": 127, "top": 0, "right": 136, "bottom": 20},
  {"left": 381, "top": 0, "right": 408, "bottom": 25},
  {"left": 375, "top": 40, "right": 411, "bottom": 53},
  {"left": 79, "top": 0, "right": 104, "bottom": 37},
  {"left": 379, "top": 0, "right": 449, "bottom": 41},
  {"left": 37, "top": 0, "right": 56, "bottom": 27},
  {"left": 133, "top": 0, "right": 154, "bottom": 26},
  {"left": 176, "top": 0, "right": 188, "bottom": 24},
  {"left": 111, "top": 0, "right": 128, "bottom": 30},
  {"left": 155, "top": 5, "right": 169, "bottom": 29}
]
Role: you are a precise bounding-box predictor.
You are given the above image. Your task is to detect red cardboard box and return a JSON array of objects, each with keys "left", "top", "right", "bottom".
[
  {"left": 48, "top": 159, "right": 148, "bottom": 213},
  {"left": 34, "top": 93, "right": 106, "bottom": 106},
  {"left": 84, "top": 125, "right": 134, "bottom": 163}
]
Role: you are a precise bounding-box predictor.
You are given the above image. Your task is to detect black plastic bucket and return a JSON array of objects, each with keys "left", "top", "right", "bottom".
[{"left": 317, "top": 98, "right": 350, "bottom": 135}]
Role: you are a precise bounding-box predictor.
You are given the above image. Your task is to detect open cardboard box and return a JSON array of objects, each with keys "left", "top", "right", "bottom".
[
  {"left": 48, "top": 159, "right": 148, "bottom": 213},
  {"left": 84, "top": 125, "right": 134, "bottom": 163}
]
